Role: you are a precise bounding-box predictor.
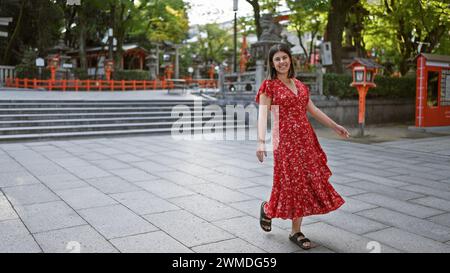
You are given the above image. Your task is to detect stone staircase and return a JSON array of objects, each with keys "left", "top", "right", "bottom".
[{"left": 0, "top": 99, "right": 247, "bottom": 142}]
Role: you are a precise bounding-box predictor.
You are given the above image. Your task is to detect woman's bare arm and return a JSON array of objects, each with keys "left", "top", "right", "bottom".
[
  {"left": 256, "top": 93, "right": 272, "bottom": 162},
  {"left": 306, "top": 99, "right": 350, "bottom": 138}
]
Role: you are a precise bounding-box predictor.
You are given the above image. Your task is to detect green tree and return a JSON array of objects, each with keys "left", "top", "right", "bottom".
[
  {"left": 181, "top": 23, "right": 234, "bottom": 76},
  {"left": 324, "top": 0, "right": 359, "bottom": 73},
  {"left": 286, "top": 0, "right": 328, "bottom": 65},
  {"left": 365, "top": 0, "right": 450, "bottom": 75},
  {"left": 136, "top": 0, "right": 189, "bottom": 44},
  {"left": 1, "top": 0, "right": 64, "bottom": 65}
]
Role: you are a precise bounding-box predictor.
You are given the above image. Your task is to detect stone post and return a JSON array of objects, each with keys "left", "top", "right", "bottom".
[
  {"left": 255, "top": 60, "right": 265, "bottom": 92},
  {"left": 218, "top": 65, "right": 225, "bottom": 94}
]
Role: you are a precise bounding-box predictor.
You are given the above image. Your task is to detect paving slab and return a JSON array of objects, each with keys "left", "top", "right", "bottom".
[
  {"left": 409, "top": 196, "right": 450, "bottom": 211},
  {"left": 78, "top": 204, "right": 158, "bottom": 240},
  {"left": 339, "top": 196, "right": 378, "bottom": 213},
  {"left": 56, "top": 186, "right": 118, "bottom": 210},
  {"left": 198, "top": 173, "right": 259, "bottom": 189},
  {"left": 428, "top": 213, "right": 450, "bottom": 228},
  {"left": 192, "top": 238, "right": 265, "bottom": 253},
  {"left": 345, "top": 173, "right": 409, "bottom": 187},
  {"left": 357, "top": 207, "right": 450, "bottom": 242},
  {"left": 135, "top": 179, "right": 196, "bottom": 199},
  {"left": 15, "top": 201, "right": 86, "bottom": 233},
  {"left": 34, "top": 225, "right": 118, "bottom": 253},
  {"left": 213, "top": 165, "right": 265, "bottom": 178},
  {"left": 170, "top": 194, "right": 245, "bottom": 222},
  {"left": 89, "top": 159, "right": 132, "bottom": 170},
  {"left": 399, "top": 185, "right": 450, "bottom": 200},
  {"left": 130, "top": 161, "right": 177, "bottom": 173},
  {"left": 346, "top": 181, "right": 424, "bottom": 201},
  {"left": 0, "top": 192, "right": 19, "bottom": 222},
  {"left": 365, "top": 227, "right": 450, "bottom": 253},
  {"left": 2, "top": 184, "right": 60, "bottom": 206},
  {"left": 212, "top": 216, "right": 300, "bottom": 253},
  {"left": 352, "top": 193, "right": 444, "bottom": 218},
  {"left": 110, "top": 231, "right": 192, "bottom": 253},
  {"left": 300, "top": 222, "right": 401, "bottom": 253},
  {"left": 143, "top": 210, "right": 235, "bottom": 247},
  {"left": 0, "top": 219, "right": 41, "bottom": 253},
  {"left": 109, "top": 168, "right": 160, "bottom": 182},
  {"left": 313, "top": 210, "right": 388, "bottom": 235},
  {"left": 110, "top": 190, "right": 180, "bottom": 215},
  {"left": 187, "top": 183, "right": 255, "bottom": 203},
  {"left": 66, "top": 165, "right": 111, "bottom": 180},
  {"left": 152, "top": 171, "right": 208, "bottom": 186},
  {"left": 0, "top": 172, "right": 41, "bottom": 188},
  {"left": 86, "top": 176, "right": 141, "bottom": 194}
]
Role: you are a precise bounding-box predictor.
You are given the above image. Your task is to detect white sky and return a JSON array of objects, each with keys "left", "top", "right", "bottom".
[{"left": 185, "top": 0, "right": 255, "bottom": 26}]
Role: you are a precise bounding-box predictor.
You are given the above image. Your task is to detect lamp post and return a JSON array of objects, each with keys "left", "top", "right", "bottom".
[
  {"left": 233, "top": 0, "right": 238, "bottom": 73},
  {"left": 348, "top": 58, "right": 383, "bottom": 137}
]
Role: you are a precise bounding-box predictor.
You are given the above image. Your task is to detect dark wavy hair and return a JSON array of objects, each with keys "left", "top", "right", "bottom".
[{"left": 266, "top": 43, "right": 295, "bottom": 80}]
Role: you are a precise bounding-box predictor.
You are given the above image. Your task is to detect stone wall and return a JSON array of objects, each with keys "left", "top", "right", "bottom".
[
  {"left": 311, "top": 98, "right": 415, "bottom": 126},
  {"left": 212, "top": 97, "right": 416, "bottom": 126}
]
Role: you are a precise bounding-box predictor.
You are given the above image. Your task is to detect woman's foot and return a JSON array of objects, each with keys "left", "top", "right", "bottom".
[
  {"left": 289, "top": 231, "right": 312, "bottom": 250},
  {"left": 260, "top": 201, "right": 272, "bottom": 232}
]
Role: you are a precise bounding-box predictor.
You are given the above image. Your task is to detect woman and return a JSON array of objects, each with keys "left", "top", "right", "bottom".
[{"left": 255, "top": 43, "right": 349, "bottom": 250}]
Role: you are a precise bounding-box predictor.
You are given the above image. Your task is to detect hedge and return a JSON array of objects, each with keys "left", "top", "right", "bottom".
[
  {"left": 323, "top": 73, "right": 416, "bottom": 99},
  {"left": 112, "top": 70, "right": 149, "bottom": 81},
  {"left": 15, "top": 65, "right": 51, "bottom": 80}
]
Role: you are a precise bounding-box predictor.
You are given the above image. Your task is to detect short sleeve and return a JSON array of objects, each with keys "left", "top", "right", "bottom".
[
  {"left": 255, "top": 80, "right": 274, "bottom": 104},
  {"left": 296, "top": 79, "right": 310, "bottom": 101}
]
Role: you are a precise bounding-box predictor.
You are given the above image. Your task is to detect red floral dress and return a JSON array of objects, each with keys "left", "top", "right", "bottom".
[{"left": 255, "top": 78, "right": 345, "bottom": 219}]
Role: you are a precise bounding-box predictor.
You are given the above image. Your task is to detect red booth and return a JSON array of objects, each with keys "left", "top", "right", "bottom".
[{"left": 415, "top": 53, "right": 450, "bottom": 127}]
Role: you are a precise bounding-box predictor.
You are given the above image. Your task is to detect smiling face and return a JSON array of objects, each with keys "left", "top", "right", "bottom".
[
  {"left": 272, "top": 51, "right": 291, "bottom": 76},
  {"left": 267, "top": 43, "right": 296, "bottom": 79}
]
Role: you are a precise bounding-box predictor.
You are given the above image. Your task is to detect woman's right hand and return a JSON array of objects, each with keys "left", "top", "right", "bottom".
[{"left": 256, "top": 143, "right": 267, "bottom": 163}]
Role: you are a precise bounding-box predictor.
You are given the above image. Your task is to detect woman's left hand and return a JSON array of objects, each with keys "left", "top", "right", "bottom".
[{"left": 333, "top": 124, "right": 350, "bottom": 139}]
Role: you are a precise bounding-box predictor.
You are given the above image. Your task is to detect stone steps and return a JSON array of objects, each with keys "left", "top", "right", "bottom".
[{"left": 0, "top": 99, "right": 247, "bottom": 142}]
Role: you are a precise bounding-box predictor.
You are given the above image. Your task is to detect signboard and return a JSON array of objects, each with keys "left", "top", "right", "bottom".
[
  {"left": 36, "top": 58, "right": 45, "bottom": 67},
  {"left": 0, "top": 31, "right": 7, "bottom": 37},
  {"left": 63, "top": 63, "right": 73, "bottom": 69},
  {"left": 320, "top": 42, "right": 333, "bottom": 66}
]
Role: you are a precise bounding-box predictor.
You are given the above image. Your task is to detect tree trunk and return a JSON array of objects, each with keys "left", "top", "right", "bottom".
[
  {"left": 113, "top": 3, "right": 126, "bottom": 71},
  {"left": 78, "top": 13, "right": 87, "bottom": 70},
  {"left": 297, "top": 29, "right": 309, "bottom": 64},
  {"left": 246, "top": 0, "right": 262, "bottom": 40},
  {"left": 2, "top": 0, "right": 26, "bottom": 65},
  {"left": 324, "top": 0, "right": 358, "bottom": 74}
]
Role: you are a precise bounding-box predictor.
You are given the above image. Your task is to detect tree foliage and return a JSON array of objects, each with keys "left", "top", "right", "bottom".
[
  {"left": 364, "top": 0, "right": 450, "bottom": 75},
  {"left": 286, "top": 0, "right": 328, "bottom": 66},
  {"left": 0, "top": 0, "right": 188, "bottom": 67}
]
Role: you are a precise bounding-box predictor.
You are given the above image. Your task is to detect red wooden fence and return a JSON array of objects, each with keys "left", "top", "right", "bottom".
[{"left": 4, "top": 78, "right": 217, "bottom": 91}]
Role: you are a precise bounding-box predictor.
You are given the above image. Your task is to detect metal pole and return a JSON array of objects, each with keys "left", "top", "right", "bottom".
[
  {"left": 156, "top": 45, "right": 160, "bottom": 78},
  {"left": 233, "top": 12, "right": 237, "bottom": 73},
  {"left": 175, "top": 45, "right": 179, "bottom": 79}
]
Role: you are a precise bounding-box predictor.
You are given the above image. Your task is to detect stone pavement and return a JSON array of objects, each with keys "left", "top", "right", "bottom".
[{"left": 1, "top": 128, "right": 450, "bottom": 253}]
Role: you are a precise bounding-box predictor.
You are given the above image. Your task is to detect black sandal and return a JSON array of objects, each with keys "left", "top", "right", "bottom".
[
  {"left": 260, "top": 201, "right": 272, "bottom": 232},
  {"left": 289, "top": 232, "right": 312, "bottom": 250}
]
